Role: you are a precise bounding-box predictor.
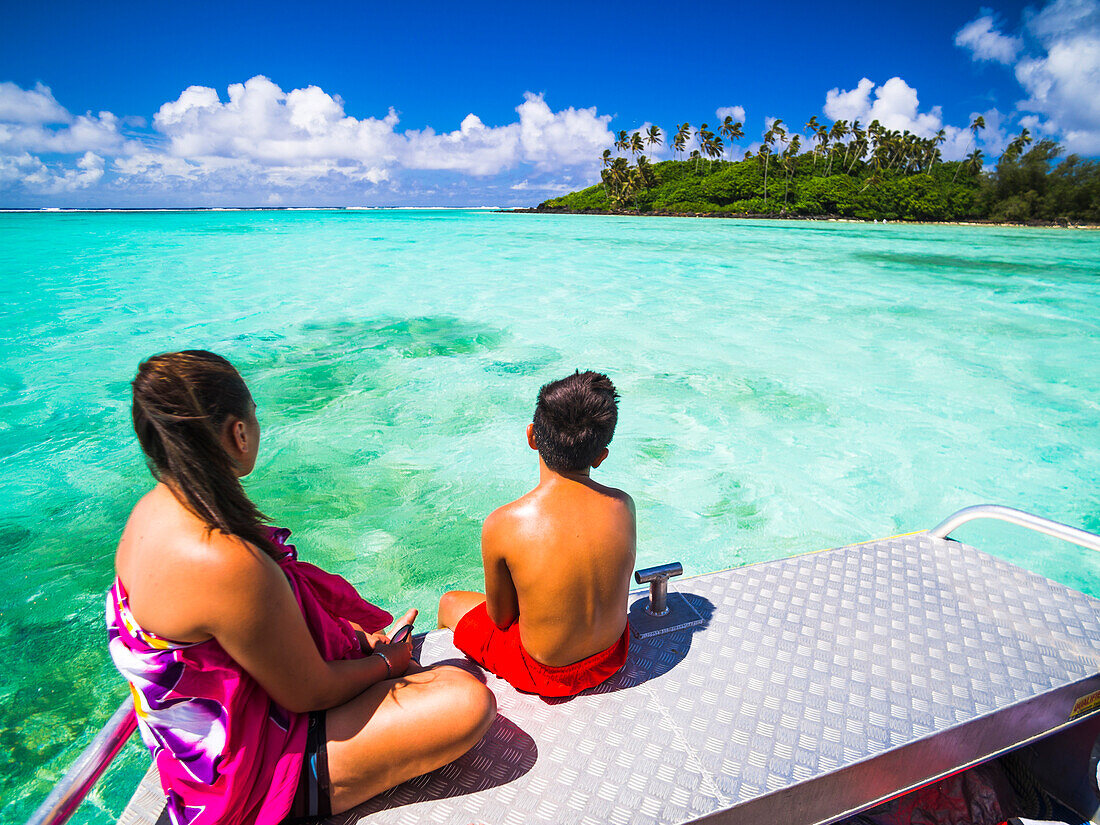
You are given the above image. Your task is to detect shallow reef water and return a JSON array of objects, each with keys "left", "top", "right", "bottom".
[{"left": 1, "top": 210, "right": 1098, "bottom": 822}]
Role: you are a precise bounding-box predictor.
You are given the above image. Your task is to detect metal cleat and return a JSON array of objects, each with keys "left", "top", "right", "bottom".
[{"left": 629, "top": 561, "right": 705, "bottom": 638}]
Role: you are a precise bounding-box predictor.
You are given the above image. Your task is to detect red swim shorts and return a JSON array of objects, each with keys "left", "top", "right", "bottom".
[{"left": 453, "top": 603, "right": 629, "bottom": 698}]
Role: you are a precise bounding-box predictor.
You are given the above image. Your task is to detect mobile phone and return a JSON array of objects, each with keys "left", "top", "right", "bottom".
[{"left": 391, "top": 624, "right": 414, "bottom": 644}]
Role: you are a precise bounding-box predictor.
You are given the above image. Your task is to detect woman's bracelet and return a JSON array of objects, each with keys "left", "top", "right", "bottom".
[{"left": 374, "top": 650, "right": 393, "bottom": 678}]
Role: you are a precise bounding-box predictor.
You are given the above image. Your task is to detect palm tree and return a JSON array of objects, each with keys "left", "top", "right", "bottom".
[
  {"left": 602, "top": 156, "right": 635, "bottom": 208},
  {"left": 781, "top": 134, "right": 801, "bottom": 209},
  {"left": 615, "top": 130, "right": 630, "bottom": 154},
  {"left": 827, "top": 119, "right": 847, "bottom": 175},
  {"left": 645, "top": 125, "right": 663, "bottom": 154},
  {"left": 705, "top": 133, "right": 724, "bottom": 169},
  {"left": 866, "top": 120, "right": 887, "bottom": 185},
  {"left": 630, "top": 131, "right": 644, "bottom": 157},
  {"left": 674, "top": 123, "right": 691, "bottom": 161},
  {"left": 694, "top": 124, "right": 711, "bottom": 171},
  {"left": 690, "top": 123, "right": 720, "bottom": 171},
  {"left": 805, "top": 116, "right": 820, "bottom": 172},
  {"left": 816, "top": 123, "right": 830, "bottom": 175},
  {"left": 846, "top": 134, "right": 869, "bottom": 174},
  {"left": 859, "top": 168, "right": 883, "bottom": 193},
  {"left": 953, "top": 115, "right": 986, "bottom": 182},
  {"left": 770, "top": 119, "right": 787, "bottom": 146},
  {"left": 965, "top": 149, "right": 984, "bottom": 176},
  {"left": 624, "top": 155, "right": 660, "bottom": 209},
  {"left": 879, "top": 128, "right": 902, "bottom": 172},
  {"left": 929, "top": 129, "right": 946, "bottom": 173},
  {"left": 719, "top": 116, "right": 743, "bottom": 161},
  {"left": 760, "top": 126, "right": 776, "bottom": 207},
  {"left": 1003, "top": 128, "right": 1032, "bottom": 162},
  {"left": 901, "top": 132, "right": 915, "bottom": 172},
  {"left": 601, "top": 148, "right": 612, "bottom": 168},
  {"left": 600, "top": 166, "right": 618, "bottom": 204},
  {"left": 636, "top": 155, "right": 658, "bottom": 189},
  {"left": 845, "top": 120, "right": 865, "bottom": 173}
]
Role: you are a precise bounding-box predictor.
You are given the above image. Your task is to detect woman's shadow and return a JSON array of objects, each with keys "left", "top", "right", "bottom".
[{"left": 332, "top": 710, "right": 537, "bottom": 821}]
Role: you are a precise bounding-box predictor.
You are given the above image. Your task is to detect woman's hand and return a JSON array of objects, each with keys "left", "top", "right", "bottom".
[
  {"left": 374, "top": 608, "right": 417, "bottom": 677},
  {"left": 360, "top": 630, "right": 390, "bottom": 652}
]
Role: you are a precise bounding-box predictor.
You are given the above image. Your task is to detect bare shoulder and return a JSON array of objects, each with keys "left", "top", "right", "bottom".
[
  {"left": 589, "top": 481, "right": 636, "bottom": 515},
  {"left": 118, "top": 495, "right": 282, "bottom": 641},
  {"left": 483, "top": 492, "right": 538, "bottom": 530},
  {"left": 123, "top": 494, "right": 268, "bottom": 584},
  {"left": 482, "top": 496, "right": 528, "bottom": 547},
  {"left": 185, "top": 529, "right": 273, "bottom": 584}
]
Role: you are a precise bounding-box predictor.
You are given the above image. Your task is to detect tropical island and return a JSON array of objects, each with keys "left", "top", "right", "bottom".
[{"left": 532, "top": 118, "right": 1100, "bottom": 225}]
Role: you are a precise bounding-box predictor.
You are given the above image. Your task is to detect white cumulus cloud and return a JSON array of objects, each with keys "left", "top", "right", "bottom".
[
  {"left": 515, "top": 93, "right": 612, "bottom": 170},
  {"left": 951, "top": 0, "right": 1100, "bottom": 155},
  {"left": 0, "top": 105, "right": 127, "bottom": 155},
  {"left": 403, "top": 112, "right": 520, "bottom": 175},
  {"left": 822, "top": 77, "right": 1005, "bottom": 161},
  {"left": 0, "top": 82, "right": 71, "bottom": 124},
  {"left": 0, "top": 76, "right": 615, "bottom": 202},
  {"left": 715, "top": 105, "right": 746, "bottom": 123},
  {"left": 1015, "top": 0, "right": 1100, "bottom": 153},
  {"left": 145, "top": 78, "right": 612, "bottom": 182},
  {"left": 955, "top": 12, "right": 1023, "bottom": 63},
  {"left": 152, "top": 76, "right": 401, "bottom": 165},
  {"left": 3, "top": 150, "right": 104, "bottom": 193},
  {"left": 824, "top": 77, "right": 944, "bottom": 136},
  {"left": 0, "top": 82, "right": 132, "bottom": 195}
]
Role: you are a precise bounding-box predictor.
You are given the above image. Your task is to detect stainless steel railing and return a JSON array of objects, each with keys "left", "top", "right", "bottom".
[
  {"left": 24, "top": 697, "right": 136, "bottom": 825},
  {"left": 929, "top": 504, "right": 1100, "bottom": 552}
]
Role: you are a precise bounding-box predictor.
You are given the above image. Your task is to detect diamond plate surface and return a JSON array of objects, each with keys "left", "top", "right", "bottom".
[
  {"left": 629, "top": 591, "right": 707, "bottom": 638},
  {"left": 119, "top": 534, "right": 1100, "bottom": 825}
]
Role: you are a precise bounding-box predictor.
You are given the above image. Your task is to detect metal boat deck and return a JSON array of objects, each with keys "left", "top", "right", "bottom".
[{"left": 116, "top": 526, "right": 1100, "bottom": 825}]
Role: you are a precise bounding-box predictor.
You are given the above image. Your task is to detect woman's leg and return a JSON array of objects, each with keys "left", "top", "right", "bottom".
[
  {"left": 437, "top": 590, "right": 486, "bottom": 630},
  {"left": 325, "top": 664, "right": 496, "bottom": 813}
]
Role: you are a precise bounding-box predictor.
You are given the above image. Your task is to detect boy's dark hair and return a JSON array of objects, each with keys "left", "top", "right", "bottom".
[{"left": 532, "top": 371, "right": 619, "bottom": 472}]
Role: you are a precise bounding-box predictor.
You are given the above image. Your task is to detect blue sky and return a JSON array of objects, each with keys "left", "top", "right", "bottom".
[{"left": 1, "top": 0, "right": 1097, "bottom": 207}]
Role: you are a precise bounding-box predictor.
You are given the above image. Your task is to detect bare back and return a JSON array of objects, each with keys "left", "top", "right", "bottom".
[{"left": 482, "top": 474, "right": 636, "bottom": 667}]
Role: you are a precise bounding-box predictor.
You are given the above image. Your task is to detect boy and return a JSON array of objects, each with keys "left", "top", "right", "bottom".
[{"left": 438, "top": 371, "right": 636, "bottom": 698}]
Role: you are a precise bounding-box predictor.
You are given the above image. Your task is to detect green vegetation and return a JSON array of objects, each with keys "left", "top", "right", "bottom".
[{"left": 541, "top": 119, "right": 1100, "bottom": 223}]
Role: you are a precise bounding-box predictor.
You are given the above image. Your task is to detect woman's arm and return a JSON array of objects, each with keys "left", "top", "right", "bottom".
[{"left": 193, "top": 534, "right": 413, "bottom": 714}]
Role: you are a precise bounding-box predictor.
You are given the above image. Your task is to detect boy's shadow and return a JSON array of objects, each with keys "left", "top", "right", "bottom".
[
  {"left": 334, "top": 712, "right": 537, "bottom": 821},
  {"left": 542, "top": 592, "right": 716, "bottom": 705}
]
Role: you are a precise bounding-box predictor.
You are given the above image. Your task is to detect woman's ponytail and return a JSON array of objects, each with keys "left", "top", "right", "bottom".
[{"left": 131, "top": 351, "right": 275, "bottom": 556}]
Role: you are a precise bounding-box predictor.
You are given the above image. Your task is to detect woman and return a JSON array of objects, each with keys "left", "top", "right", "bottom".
[{"left": 108, "top": 350, "right": 495, "bottom": 825}]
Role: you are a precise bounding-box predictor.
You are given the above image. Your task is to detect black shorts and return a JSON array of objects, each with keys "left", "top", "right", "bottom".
[{"left": 281, "top": 711, "right": 332, "bottom": 824}]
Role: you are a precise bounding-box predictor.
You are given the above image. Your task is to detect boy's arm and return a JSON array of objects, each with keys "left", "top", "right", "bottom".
[{"left": 481, "top": 510, "right": 519, "bottom": 629}]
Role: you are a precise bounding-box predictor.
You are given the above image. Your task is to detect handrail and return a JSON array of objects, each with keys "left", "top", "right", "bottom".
[
  {"left": 929, "top": 504, "right": 1100, "bottom": 553},
  {"left": 25, "top": 697, "right": 137, "bottom": 825}
]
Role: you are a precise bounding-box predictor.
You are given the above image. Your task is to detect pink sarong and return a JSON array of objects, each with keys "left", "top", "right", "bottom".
[{"left": 107, "top": 527, "right": 392, "bottom": 825}]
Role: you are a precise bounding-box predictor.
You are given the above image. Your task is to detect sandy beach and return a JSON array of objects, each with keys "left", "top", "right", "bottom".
[{"left": 504, "top": 206, "right": 1100, "bottom": 230}]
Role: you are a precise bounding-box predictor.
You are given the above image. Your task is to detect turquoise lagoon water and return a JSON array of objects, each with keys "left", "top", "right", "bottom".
[{"left": 2, "top": 209, "right": 1098, "bottom": 822}]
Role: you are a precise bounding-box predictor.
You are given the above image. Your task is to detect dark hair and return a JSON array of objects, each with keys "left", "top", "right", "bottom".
[
  {"left": 131, "top": 350, "right": 274, "bottom": 555},
  {"left": 532, "top": 371, "right": 619, "bottom": 472}
]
